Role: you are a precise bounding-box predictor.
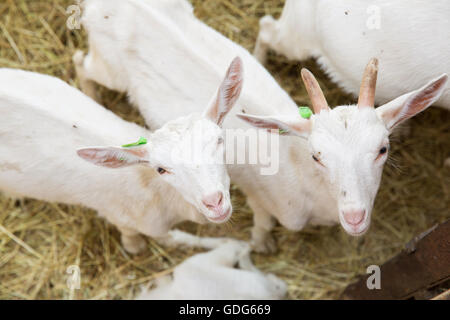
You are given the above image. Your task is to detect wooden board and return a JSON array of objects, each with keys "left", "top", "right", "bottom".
[{"left": 342, "top": 219, "right": 450, "bottom": 300}]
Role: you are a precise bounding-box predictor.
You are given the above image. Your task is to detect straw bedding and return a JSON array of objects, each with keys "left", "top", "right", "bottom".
[{"left": 0, "top": 0, "right": 448, "bottom": 299}]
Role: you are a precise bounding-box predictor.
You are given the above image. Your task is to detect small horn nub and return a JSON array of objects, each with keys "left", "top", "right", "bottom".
[
  {"left": 301, "top": 68, "right": 329, "bottom": 114},
  {"left": 358, "top": 58, "right": 379, "bottom": 108}
]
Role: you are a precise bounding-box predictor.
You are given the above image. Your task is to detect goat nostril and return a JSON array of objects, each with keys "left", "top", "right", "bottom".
[
  {"left": 343, "top": 210, "right": 365, "bottom": 226},
  {"left": 202, "top": 191, "right": 223, "bottom": 210}
]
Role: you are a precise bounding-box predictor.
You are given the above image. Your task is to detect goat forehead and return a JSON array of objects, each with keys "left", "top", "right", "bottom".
[
  {"left": 155, "top": 116, "right": 221, "bottom": 145},
  {"left": 311, "top": 105, "right": 387, "bottom": 152},
  {"left": 150, "top": 118, "right": 223, "bottom": 167},
  {"left": 158, "top": 114, "right": 199, "bottom": 136}
]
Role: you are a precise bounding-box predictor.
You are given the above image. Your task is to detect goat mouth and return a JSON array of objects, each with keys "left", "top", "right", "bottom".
[
  {"left": 208, "top": 207, "right": 231, "bottom": 223},
  {"left": 344, "top": 223, "right": 369, "bottom": 236}
]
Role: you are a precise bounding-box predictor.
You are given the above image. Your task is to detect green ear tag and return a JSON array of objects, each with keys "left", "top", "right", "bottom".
[
  {"left": 121, "top": 137, "right": 147, "bottom": 148},
  {"left": 298, "top": 106, "right": 313, "bottom": 119},
  {"left": 279, "top": 129, "right": 288, "bottom": 134}
]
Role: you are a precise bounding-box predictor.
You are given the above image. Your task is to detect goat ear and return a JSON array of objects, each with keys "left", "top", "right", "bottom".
[
  {"left": 204, "top": 57, "right": 243, "bottom": 127},
  {"left": 376, "top": 74, "right": 448, "bottom": 132},
  {"left": 77, "top": 146, "right": 149, "bottom": 168},
  {"left": 236, "top": 113, "right": 312, "bottom": 138}
]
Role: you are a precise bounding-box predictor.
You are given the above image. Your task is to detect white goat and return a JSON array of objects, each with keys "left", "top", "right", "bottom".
[
  {"left": 238, "top": 59, "right": 447, "bottom": 235},
  {"left": 254, "top": 0, "right": 450, "bottom": 110},
  {"left": 74, "top": 0, "right": 447, "bottom": 253},
  {"left": 0, "top": 60, "right": 242, "bottom": 253},
  {"left": 137, "top": 234, "right": 287, "bottom": 300}
]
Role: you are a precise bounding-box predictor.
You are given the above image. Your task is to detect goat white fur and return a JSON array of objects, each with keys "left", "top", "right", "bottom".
[
  {"left": 75, "top": 0, "right": 447, "bottom": 253},
  {"left": 137, "top": 234, "right": 287, "bottom": 300},
  {"left": 254, "top": 0, "right": 450, "bottom": 110},
  {"left": 0, "top": 65, "right": 242, "bottom": 254}
]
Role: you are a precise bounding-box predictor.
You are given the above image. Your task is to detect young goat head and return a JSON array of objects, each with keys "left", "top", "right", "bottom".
[
  {"left": 238, "top": 58, "right": 448, "bottom": 236},
  {"left": 78, "top": 57, "right": 244, "bottom": 223}
]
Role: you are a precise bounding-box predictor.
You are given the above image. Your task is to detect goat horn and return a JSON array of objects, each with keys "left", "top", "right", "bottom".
[
  {"left": 358, "top": 58, "right": 379, "bottom": 108},
  {"left": 301, "top": 68, "right": 329, "bottom": 114}
]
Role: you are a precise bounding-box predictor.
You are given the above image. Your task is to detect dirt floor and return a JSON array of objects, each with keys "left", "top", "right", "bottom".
[{"left": 0, "top": 0, "right": 449, "bottom": 299}]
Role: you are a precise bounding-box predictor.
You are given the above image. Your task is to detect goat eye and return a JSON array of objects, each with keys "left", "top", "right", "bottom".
[
  {"left": 312, "top": 154, "right": 325, "bottom": 167},
  {"left": 379, "top": 147, "right": 388, "bottom": 155},
  {"left": 157, "top": 167, "right": 167, "bottom": 175}
]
